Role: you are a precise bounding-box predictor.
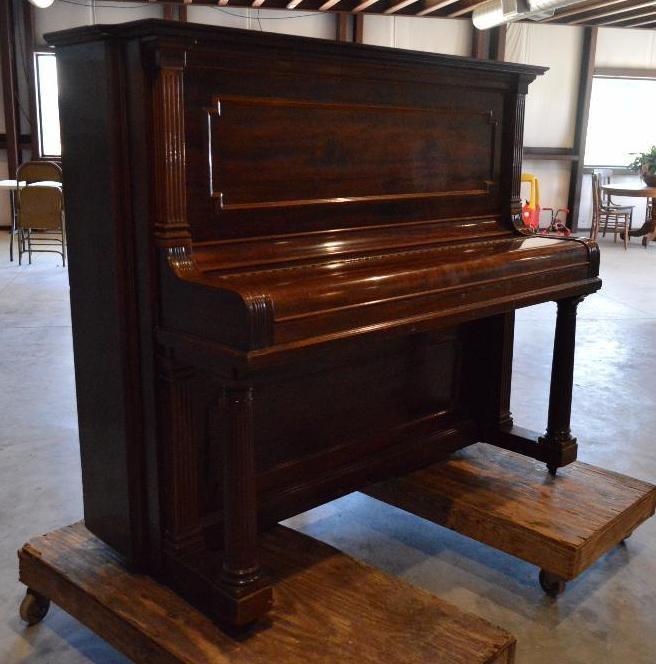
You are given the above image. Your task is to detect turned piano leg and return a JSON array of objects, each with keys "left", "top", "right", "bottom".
[
  {"left": 539, "top": 297, "right": 582, "bottom": 476},
  {"left": 219, "top": 384, "right": 273, "bottom": 626}
]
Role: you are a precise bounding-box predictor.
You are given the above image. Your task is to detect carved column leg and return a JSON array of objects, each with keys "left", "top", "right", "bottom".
[
  {"left": 158, "top": 354, "right": 204, "bottom": 556},
  {"left": 218, "top": 384, "right": 272, "bottom": 625},
  {"left": 539, "top": 297, "right": 583, "bottom": 475}
]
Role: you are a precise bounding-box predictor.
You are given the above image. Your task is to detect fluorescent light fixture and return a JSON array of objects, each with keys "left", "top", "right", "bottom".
[{"left": 27, "top": 0, "right": 55, "bottom": 8}]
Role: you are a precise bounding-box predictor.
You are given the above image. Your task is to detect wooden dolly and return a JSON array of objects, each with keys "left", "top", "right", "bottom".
[
  {"left": 18, "top": 522, "right": 516, "bottom": 664},
  {"left": 365, "top": 443, "right": 656, "bottom": 596}
]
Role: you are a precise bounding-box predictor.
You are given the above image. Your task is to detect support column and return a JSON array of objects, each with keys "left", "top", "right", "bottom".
[
  {"left": 158, "top": 354, "right": 204, "bottom": 556},
  {"left": 539, "top": 297, "right": 583, "bottom": 475},
  {"left": 567, "top": 27, "right": 597, "bottom": 232},
  {"left": 0, "top": 0, "right": 21, "bottom": 176},
  {"left": 221, "top": 385, "right": 260, "bottom": 587},
  {"left": 336, "top": 12, "right": 363, "bottom": 43},
  {"left": 218, "top": 383, "right": 272, "bottom": 625}
]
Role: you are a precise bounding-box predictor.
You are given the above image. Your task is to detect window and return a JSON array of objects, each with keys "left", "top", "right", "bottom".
[
  {"left": 584, "top": 76, "right": 656, "bottom": 168},
  {"left": 34, "top": 52, "right": 61, "bottom": 158}
]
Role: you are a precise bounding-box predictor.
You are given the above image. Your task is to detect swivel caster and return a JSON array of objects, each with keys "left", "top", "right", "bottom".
[
  {"left": 539, "top": 569, "right": 566, "bottom": 597},
  {"left": 19, "top": 589, "right": 50, "bottom": 625}
]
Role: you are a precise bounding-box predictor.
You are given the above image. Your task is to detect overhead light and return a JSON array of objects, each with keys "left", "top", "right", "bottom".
[
  {"left": 27, "top": 0, "right": 55, "bottom": 8},
  {"left": 472, "top": 0, "right": 582, "bottom": 29}
]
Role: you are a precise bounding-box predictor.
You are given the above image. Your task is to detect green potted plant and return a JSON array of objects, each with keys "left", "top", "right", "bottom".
[{"left": 628, "top": 146, "right": 656, "bottom": 187}]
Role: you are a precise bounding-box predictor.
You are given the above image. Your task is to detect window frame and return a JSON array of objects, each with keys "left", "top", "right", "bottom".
[
  {"left": 33, "top": 50, "right": 61, "bottom": 160},
  {"left": 584, "top": 72, "right": 656, "bottom": 170}
]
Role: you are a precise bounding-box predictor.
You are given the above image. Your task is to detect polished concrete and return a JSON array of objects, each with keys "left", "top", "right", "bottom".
[{"left": 1, "top": 235, "right": 655, "bottom": 663}]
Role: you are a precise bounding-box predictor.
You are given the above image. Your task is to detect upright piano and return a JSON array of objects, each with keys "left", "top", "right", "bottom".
[{"left": 47, "top": 20, "right": 600, "bottom": 626}]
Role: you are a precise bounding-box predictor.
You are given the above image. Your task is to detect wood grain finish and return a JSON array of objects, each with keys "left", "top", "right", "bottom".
[
  {"left": 365, "top": 443, "right": 656, "bottom": 582},
  {"left": 19, "top": 522, "right": 516, "bottom": 664},
  {"left": 46, "top": 20, "right": 601, "bottom": 625},
  {"left": 209, "top": 95, "right": 497, "bottom": 210},
  {"left": 150, "top": 44, "right": 192, "bottom": 249},
  {"left": 157, "top": 354, "right": 204, "bottom": 556}
]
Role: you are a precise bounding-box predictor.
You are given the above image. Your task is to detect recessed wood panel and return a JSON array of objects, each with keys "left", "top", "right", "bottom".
[{"left": 208, "top": 96, "right": 497, "bottom": 211}]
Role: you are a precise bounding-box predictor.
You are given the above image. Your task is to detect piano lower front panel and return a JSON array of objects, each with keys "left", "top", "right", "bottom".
[
  {"left": 166, "top": 324, "right": 505, "bottom": 552},
  {"left": 169, "top": 328, "right": 473, "bottom": 544}
]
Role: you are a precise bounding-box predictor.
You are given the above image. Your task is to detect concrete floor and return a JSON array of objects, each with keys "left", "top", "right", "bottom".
[{"left": 1, "top": 234, "right": 655, "bottom": 663}]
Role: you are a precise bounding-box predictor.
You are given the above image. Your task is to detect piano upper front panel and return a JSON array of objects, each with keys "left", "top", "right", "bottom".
[
  {"left": 183, "top": 43, "right": 513, "bottom": 242},
  {"left": 208, "top": 96, "right": 497, "bottom": 211}
]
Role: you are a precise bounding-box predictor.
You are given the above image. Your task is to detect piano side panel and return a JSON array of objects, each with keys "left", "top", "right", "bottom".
[
  {"left": 182, "top": 45, "right": 511, "bottom": 242},
  {"left": 56, "top": 40, "right": 152, "bottom": 566}
]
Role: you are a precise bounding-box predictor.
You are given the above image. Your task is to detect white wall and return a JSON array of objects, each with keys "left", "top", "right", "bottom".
[
  {"left": 506, "top": 23, "right": 583, "bottom": 223},
  {"left": 35, "top": 2, "right": 335, "bottom": 44},
  {"left": 185, "top": 6, "right": 335, "bottom": 39},
  {"left": 507, "top": 23, "right": 582, "bottom": 148},
  {"left": 363, "top": 15, "right": 471, "bottom": 55},
  {"left": 596, "top": 27, "right": 656, "bottom": 69},
  {"left": 35, "top": 1, "right": 161, "bottom": 45}
]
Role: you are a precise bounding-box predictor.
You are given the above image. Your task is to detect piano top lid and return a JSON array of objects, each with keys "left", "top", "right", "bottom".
[{"left": 45, "top": 19, "right": 547, "bottom": 82}]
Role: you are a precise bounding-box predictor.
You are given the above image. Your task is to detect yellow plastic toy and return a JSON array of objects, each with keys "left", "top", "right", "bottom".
[{"left": 521, "top": 172, "right": 540, "bottom": 231}]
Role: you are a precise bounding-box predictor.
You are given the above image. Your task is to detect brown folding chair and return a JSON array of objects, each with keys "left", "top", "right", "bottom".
[
  {"left": 17, "top": 185, "right": 66, "bottom": 266},
  {"left": 16, "top": 160, "right": 62, "bottom": 184}
]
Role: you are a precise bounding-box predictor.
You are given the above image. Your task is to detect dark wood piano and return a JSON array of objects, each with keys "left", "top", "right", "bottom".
[{"left": 47, "top": 20, "right": 601, "bottom": 627}]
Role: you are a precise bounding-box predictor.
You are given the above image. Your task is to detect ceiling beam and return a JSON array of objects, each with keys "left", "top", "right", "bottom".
[
  {"left": 319, "top": 0, "right": 344, "bottom": 10},
  {"left": 446, "top": 0, "right": 488, "bottom": 18},
  {"left": 543, "top": 0, "right": 628, "bottom": 22},
  {"left": 352, "top": 0, "right": 381, "bottom": 12},
  {"left": 414, "top": 0, "right": 459, "bottom": 17},
  {"left": 569, "top": 0, "right": 656, "bottom": 24},
  {"left": 622, "top": 17, "right": 656, "bottom": 26},
  {"left": 384, "top": 0, "right": 420, "bottom": 14},
  {"left": 605, "top": 9, "right": 656, "bottom": 24}
]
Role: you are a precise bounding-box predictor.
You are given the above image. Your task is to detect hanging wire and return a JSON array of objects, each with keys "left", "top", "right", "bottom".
[{"left": 57, "top": 0, "right": 325, "bottom": 19}]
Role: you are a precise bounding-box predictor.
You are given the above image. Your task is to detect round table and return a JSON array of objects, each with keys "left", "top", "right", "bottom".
[{"left": 601, "top": 184, "right": 656, "bottom": 246}]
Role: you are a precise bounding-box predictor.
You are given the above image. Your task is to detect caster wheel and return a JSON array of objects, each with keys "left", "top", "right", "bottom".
[
  {"left": 19, "top": 589, "right": 50, "bottom": 626},
  {"left": 539, "top": 570, "right": 566, "bottom": 598}
]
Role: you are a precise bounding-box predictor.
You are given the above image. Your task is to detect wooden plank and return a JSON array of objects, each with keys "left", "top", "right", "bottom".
[
  {"left": 364, "top": 443, "right": 656, "bottom": 581},
  {"left": 19, "top": 522, "right": 516, "bottom": 664},
  {"left": 595, "top": 65, "right": 656, "bottom": 78},
  {"left": 523, "top": 147, "right": 580, "bottom": 162}
]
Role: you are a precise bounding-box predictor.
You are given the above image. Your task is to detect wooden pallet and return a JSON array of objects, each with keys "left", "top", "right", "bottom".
[
  {"left": 18, "top": 522, "right": 516, "bottom": 664},
  {"left": 365, "top": 443, "right": 656, "bottom": 596}
]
